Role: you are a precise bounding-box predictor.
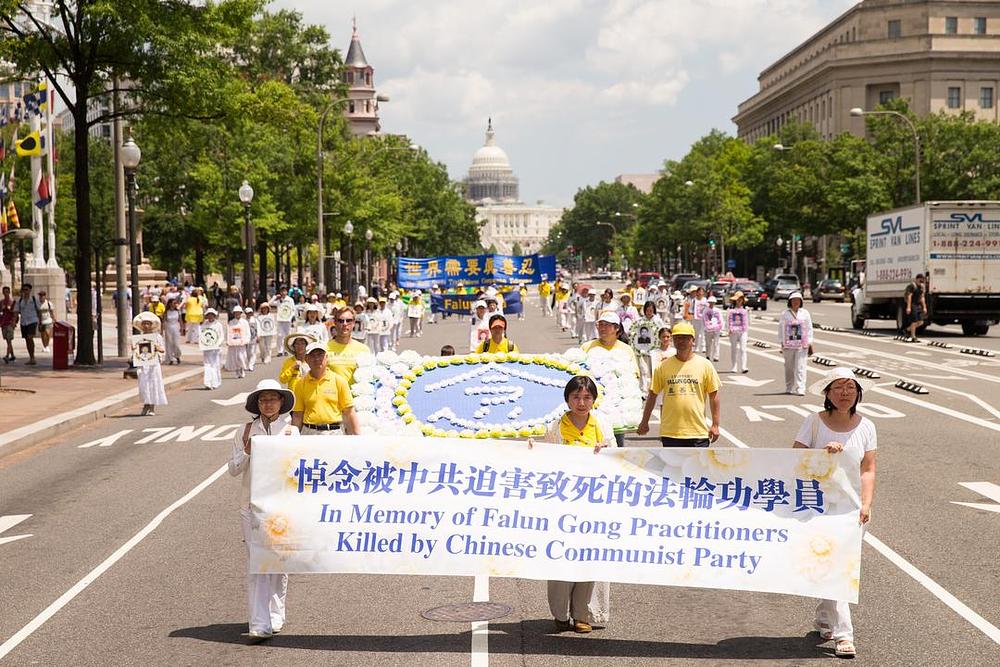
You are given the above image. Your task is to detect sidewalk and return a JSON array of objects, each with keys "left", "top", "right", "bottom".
[{"left": 0, "top": 310, "right": 204, "bottom": 450}]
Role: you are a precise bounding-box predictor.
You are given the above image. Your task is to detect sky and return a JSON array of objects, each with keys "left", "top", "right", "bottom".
[{"left": 274, "top": 0, "right": 858, "bottom": 207}]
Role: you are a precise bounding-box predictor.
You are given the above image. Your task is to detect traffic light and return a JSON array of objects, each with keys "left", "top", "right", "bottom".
[
  {"left": 796, "top": 238, "right": 803, "bottom": 252},
  {"left": 708, "top": 239, "right": 716, "bottom": 249}
]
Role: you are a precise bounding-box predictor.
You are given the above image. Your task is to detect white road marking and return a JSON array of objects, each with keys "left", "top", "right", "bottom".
[
  {"left": 0, "top": 514, "right": 32, "bottom": 547},
  {"left": 720, "top": 428, "right": 1000, "bottom": 646},
  {"left": 76, "top": 429, "right": 133, "bottom": 449},
  {"left": 210, "top": 392, "right": 249, "bottom": 407},
  {"left": 862, "top": 534, "right": 1000, "bottom": 645},
  {"left": 471, "top": 575, "right": 489, "bottom": 667},
  {"left": 0, "top": 464, "right": 228, "bottom": 661},
  {"left": 0, "top": 368, "right": 203, "bottom": 452},
  {"left": 723, "top": 376, "right": 773, "bottom": 387},
  {"left": 951, "top": 482, "right": 1000, "bottom": 514}
]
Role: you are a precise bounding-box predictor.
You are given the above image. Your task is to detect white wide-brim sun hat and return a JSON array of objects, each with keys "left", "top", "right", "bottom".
[
  {"left": 283, "top": 331, "right": 317, "bottom": 355},
  {"left": 245, "top": 379, "right": 295, "bottom": 415},
  {"left": 132, "top": 311, "right": 161, "bottom": 332},
  {"left": 809, "top": 366, "right": 874, "bottom": 397}
]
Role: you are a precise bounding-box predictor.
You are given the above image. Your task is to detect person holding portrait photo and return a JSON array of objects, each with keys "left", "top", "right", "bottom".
[{"left": 132, "top": 312, "right": 166, "bottom": 416}]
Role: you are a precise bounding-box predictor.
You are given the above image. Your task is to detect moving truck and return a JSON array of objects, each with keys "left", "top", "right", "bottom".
[{"left": 850, "top": 201, "right": 1000, "bottom": 336}]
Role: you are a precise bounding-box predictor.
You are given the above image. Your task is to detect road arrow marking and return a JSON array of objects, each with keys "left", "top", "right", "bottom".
[
  {"left": 0, "top": 514, "right": 32, "bottom": 546},
  {"left": 77, "top": 429, "right": 134, "bottom": 449},
  {"left": 951, "top": 482, "right": 1000, "bottom": 514},
  {"left": 723, "top": 376, "right": 773, "bottom": 388},
  {"left": 211, "top": 392, "right": 249, "bottom": 407}
]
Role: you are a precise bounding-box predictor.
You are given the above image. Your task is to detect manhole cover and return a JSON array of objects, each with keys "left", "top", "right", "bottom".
[{"left": 421, "top": 602, "right": 512, "bottom": 622}]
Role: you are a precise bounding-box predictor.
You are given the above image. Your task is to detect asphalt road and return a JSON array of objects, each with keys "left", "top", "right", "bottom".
[{"left": 0, "top": 286, "right": 998, "bottom": 666}]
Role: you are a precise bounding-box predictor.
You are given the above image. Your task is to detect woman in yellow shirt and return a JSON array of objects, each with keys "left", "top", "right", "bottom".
[
  {"left": 478, "top": 314, "right": 520, "bottom": 353},
  {"left": 278, "top": 332, "right": 315, "bottom": 393},
  {"left": 534, "top": 376, "right": 613, "bottom": 633}
]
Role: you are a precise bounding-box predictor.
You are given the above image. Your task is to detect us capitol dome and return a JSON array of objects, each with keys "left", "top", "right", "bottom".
[{"left": 464, "top": 118, "right": 519, "bottom": 205}]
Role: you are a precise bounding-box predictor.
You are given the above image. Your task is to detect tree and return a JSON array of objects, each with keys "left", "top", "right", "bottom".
[
  {"left": 547, "top": 181, "right": 644, "bottom": 268},
  {"left": 510, "top": 242, "right": 523, "bottom": 257},
  {"left": 0, "top": 0, "right": 260, "bottom": 364}
]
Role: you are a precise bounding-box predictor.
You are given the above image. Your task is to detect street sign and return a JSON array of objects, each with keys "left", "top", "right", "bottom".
[
  {"left": 726, "top": 258, "right": 736, "bottom": 269},
  {"left": 841, "top": 243, "right": 851, "bottom": 254}
]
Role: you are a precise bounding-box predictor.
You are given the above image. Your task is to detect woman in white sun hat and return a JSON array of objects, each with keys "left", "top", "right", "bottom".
[
  {"left": 792, "top": 366, "right": 877, "bottom": 659},
  {"left": 228, "top": 379, "right": 300, "bottom": 642},
  {"left": 778, "top": 291, "right": 813, "bottom": 395},
  {"left": 200, "top": 308, "right": 225, "bottom": 390},
  {"left": 132, "top": 311, "right": 166, "bottom": 416}
]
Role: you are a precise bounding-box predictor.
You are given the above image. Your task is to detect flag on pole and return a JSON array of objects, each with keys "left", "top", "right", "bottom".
[
  {"left": 0, "top": 201, "right": 7, "bottom": 235},
  {"left": 37, "top": 82, "right": 48, "bottom": 113},
  {"left": 7, "top": 198, "right": 19, "bottom": 229},
  {"left": 15, "top": 131, "right": 41, "bottom": 157},
  {"left": 0, "top": 174, "right": 7, "bottom": 200},
  {"left": 36, "top": 174, "right": 51, "bottom": 209}
]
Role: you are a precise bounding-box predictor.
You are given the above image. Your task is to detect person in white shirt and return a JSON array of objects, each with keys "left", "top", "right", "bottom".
[
  {"left": 228, "top": 379, "right": 300, "bottom": 642},
  {"left": 778, "top": 292, "right": 813, "bottom": 395},
  {"left": 225, "top": 310, "right": 251, "bottom": 378},
  {"left": 298, "top": 304, "right": 328, "bottom": 344},
  {"left": 376, "top": 297, "right": 393, "bottom": 352},
  {"left": 469, "top": 300, "right": 490, "bottom": 352},
  {"left": 388, "top": 291, "right": 405, "bottom": 350},
  {"left": 270, "top": 288, "right": 296, "bottom": 355}
]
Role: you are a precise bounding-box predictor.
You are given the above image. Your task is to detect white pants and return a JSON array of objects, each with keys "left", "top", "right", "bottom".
[
  {"left": 246, "top": 343, "right": 256, "bottom": 371},
  {"left": 429, "top": 310, "right": 437, "bottom": 323},
  {"left": 258, "top": 336, "right": 273, "bottom": 364},
  {"left": 379, "top": 334, "right": 390, "bottom": 352},
  {"left": 582, "top": 321, "right": 596, "bottom": 343},
  {"left": 391, "top": 322, "right": 401, "bottom": 348},
  {"left": 575, "top": 316, "right": 585, "bottom": 342},
  {"left": 185, "top": 322, "right": 201, "bottom": 344},
  {"left": 276, "top": 322, "right": 292, "bottom": 353},
  {"left": 729, "top": 331, "right": 748, "bottom": 372},
  {"left": 783, "top": 347, "right": 808, "bottom": 394},
  {"left": 693, "top": 319, "right": 705, "bottom": 352},
  {"left": 203, "top": 350, "right": 222, "bottom": 389},
  {"left": 547, "top": 580, "right": 609, "bottom": 625},
  {"left": 638, "top": 354, "right": 653, "bottom": 393},
  {"left": 540, "top": 296, "right": 551, "bottom": 316},
  {"left": 815, "top": 599, "right": 853, "bottom": 642},
  {"left": 704, "top": 330, "right": 720, "bottom": 361},
  {"left": 241, "top": 509, "right": 287, "bottom": 634},
  {"left": 557, "top": 306, "right": 568, "bottom": 329},
  {"left": 367, "top": 333, "right": 380, "bottom": 351}
]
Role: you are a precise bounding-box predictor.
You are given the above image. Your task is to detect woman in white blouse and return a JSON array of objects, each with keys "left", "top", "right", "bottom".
[
  {"left": 228, "top": 379, "right": 299, "bottom": 642},
  {"left": 792, "top": 367, "right": 877, "bottom": 659}
]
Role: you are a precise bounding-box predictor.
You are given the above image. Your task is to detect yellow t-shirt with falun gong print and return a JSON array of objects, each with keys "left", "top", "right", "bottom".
[
  {"left": 292, "top": 369, "right": 354, "bottom": 425},
  {"left": 650, "top": 354, "right": 720, "bottom": 438}
]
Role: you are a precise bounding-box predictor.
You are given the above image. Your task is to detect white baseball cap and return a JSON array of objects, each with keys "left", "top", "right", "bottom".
[
  {"left": 598, "top": 311, "right": 621, "bottom": 325},
  {"left": 707, "top": 295, "right": 717, "bottom": 303},
  {"left": 305, "top": 341, "right": 327, "bottom": 355},
  {"left": 809, "top": 366, "right": 874, "bottom": 396}
]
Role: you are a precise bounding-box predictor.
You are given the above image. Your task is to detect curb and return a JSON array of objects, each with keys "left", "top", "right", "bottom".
[{"left": 0, "top": 368, "right": 204, "bottom": 453}]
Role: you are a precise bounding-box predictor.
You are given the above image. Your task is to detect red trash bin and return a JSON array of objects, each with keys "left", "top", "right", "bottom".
[{"left": 52, "top": 321, "right": 75, "bottom": 370}]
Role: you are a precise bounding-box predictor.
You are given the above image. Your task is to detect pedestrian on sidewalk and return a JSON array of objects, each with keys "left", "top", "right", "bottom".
[
  {"left": 229, "top": 379, "right": 299, "bottom": 642},
  {"left": 163, "top": 296, "right": 183, "bottom": 365},
  {"left": 779, "top": 291, "right": 813, "bottom": 395},
  {"left": 530, "top": 375, "right": 612, "bottom": 634},
  {"left": 36, "top": 290, "right": 55, "bottom": 353},
  {"left": 1, "top": 286, "right": 16, "bottom": 362},
  {"left": 727, "top": 291, "right": 750, "bottom": 373},
  {"left": 200, "top": 308, "right": 224, "bottom": 390},
  {"left": 132, "top": 312, "right": 167, "bottom": 416},
  {"left": 792, "top": 366, "right": 877, "bottom": 659},
  {"left": 13, "top": 283, "right": 42, "bottom": 365}
]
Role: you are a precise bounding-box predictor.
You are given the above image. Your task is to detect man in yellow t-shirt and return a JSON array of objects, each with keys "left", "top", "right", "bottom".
[
  {"left": 478, "top": 314, "right": 519, "bottom": 353},
  {"left": 538, "top": 280, "right": 552, "bottom": 317},
  {"left": 637, "top": 321, "right": 720, "bottom": 447},
  {"left": 292, "top": 342, "right": 359, "bottom": 434},
  {"left": 325, "top": 306, "right": 370, "bottom": 383}
]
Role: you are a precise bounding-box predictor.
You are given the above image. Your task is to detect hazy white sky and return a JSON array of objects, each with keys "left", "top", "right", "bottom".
[{"left": 274, "top": 0, "right": 857, "bottom": 206}]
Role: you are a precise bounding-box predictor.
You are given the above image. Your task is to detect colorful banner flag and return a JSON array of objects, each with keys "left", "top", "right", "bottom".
[
  {"left": 249, "top": 436, "right": 864, "bottom": 602},
  {"left": 6, "top": 199, "right": 19, "bottom": 229},
  {"left": 397, "top": 254, "right": 557, "bottom": 289},
  {"left": 35, "top": 173, "right": 51, "bottom": 209},
  {"left": 430, "top": 290, "right": 522, "bottom": 315},
  {"left": 0, "top": 201, "right": 7, "bottom": 235},
  {"left": 15, "top": 131, "right": 42, "bottom": 157}
]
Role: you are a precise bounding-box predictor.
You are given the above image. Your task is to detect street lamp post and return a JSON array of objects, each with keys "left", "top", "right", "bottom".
[
  {"left": 850, "top": 107, "right": 921, "bottom": 204},
  {"left": 238, "top": 180, "right": 255, "bottom": 306},
  {"left": 344, "top": 220, "right": 354, "bottom": 301},
  {"left": 393, "top": 240, "right": 402, "bottom": 285},
  {"left": 120, "top": 134, "right": 142, "bottom": 318},
  {"left": 365, "top": 228, "right": 374, "bottom": 295}
]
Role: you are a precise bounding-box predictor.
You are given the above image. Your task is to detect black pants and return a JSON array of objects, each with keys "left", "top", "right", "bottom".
[{"left": 660, "top": 437, "right": 710, "bottom": 448}]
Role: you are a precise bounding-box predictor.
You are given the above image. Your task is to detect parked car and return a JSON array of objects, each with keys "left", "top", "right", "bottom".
[
  {"left": 731, "top": 280, "right": 768, "bottom": 310},
  {"left": 813, "top": 278, "right": 847, "bottom": 302},
  {"left": 681, "top": 279, "right": 712, "bottom": 295},
  {"left": 589, "top": 271, "right": 613, "bottom": 280},
  {"left": 637, "top": 271, "right": 663, "bottom": 288},
  {"left": 773, "top": 279, "right": 800, "bottom": 301},
  {"left": 671, "top": 272, "right": 700, "bottom": 291},
  {"left": 709, "top": 281, "right": 732, "bottom": 303}
]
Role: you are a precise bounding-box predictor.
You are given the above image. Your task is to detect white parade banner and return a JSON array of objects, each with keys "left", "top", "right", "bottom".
[{"left": 249, "top": 436, "right": 863, "bottom": 602}]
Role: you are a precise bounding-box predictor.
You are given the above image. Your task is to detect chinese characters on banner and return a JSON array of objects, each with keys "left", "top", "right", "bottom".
[
  {"left": 249, "top": 436, "right": 864, "bottom": 603},
  {"left": 397, "top": 254, "right": 557, "bottom": 289},
  {"left": 430, "top": 291, "right": 522, "bottom": 315}
]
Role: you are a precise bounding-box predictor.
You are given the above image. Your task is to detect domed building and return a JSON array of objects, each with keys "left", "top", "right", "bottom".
[
  {"left": 465, "top": 119, "right": 519, "bottom": 204},
  {"left": 465, "top": 119, "right": 563, "bottom": 256}
]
